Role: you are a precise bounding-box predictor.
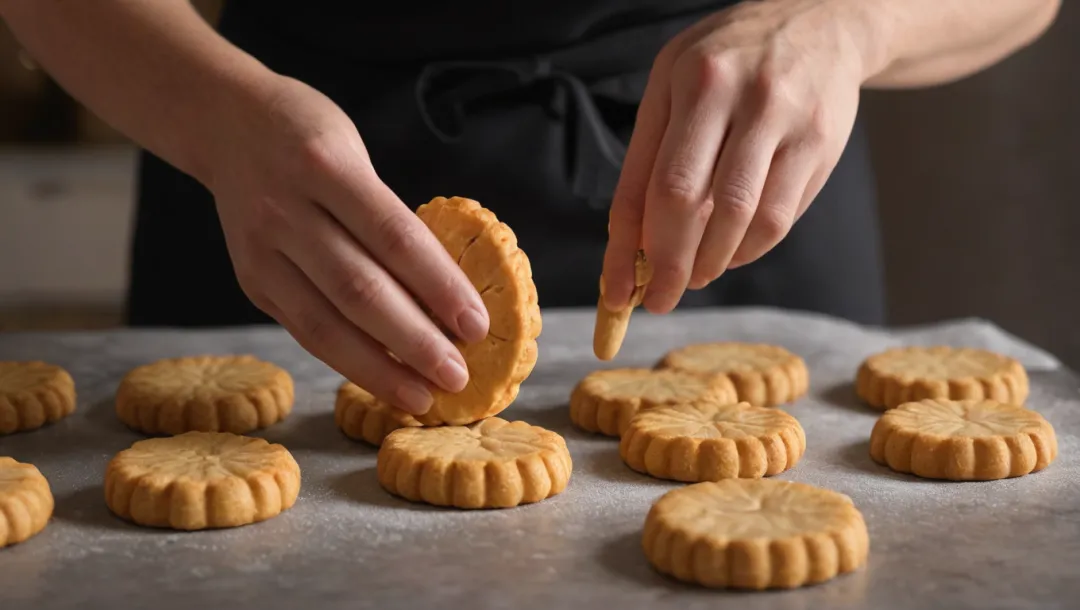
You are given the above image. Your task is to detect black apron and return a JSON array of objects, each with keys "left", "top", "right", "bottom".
[{"left": 126, "top": 1, "right": 886, "bottom": 327}]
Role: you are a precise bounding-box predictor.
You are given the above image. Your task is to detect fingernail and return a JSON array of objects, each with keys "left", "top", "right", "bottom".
[
  {"left": 395, "top": 382, "right": 433, "bottom": 414},
  {"left": 456, "top": 306, "right": 489, "bottom": 342},
  {"left": 435, "top": 356, "right": 468, "bottom": 392}
]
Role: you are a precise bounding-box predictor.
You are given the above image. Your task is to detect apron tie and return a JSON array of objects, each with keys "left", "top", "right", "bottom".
[{"left": 415, "top": 57, "right": 628, "bottom": 207}]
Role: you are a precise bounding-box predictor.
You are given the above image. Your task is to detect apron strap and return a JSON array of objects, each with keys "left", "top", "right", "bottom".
[{"left": 415, "top": 57, "right": 627, "bottom": 207}]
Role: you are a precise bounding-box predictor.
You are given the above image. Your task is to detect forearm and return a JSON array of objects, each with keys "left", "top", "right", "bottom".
[
  {"left": 0, "top": 0, "right": 279, "bottom": 183},
  {"left": 838, "top": 0, "right": 1061, "bottom": 88}
]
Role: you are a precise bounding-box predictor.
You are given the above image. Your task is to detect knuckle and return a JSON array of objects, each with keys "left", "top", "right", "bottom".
[
  {"left": 715, "top": 171, "right": 760, "bottom": 215},
  {"left": 298, "top": 134, "right": 348, "bottom": 175},
  {"left": 753, "top": 70, "right": 796, "bottom": 118},
  {"left": 334, "top": 271, "right": 385, "bottom": 313},
  {"left": 650, "top": 258, "right": 692, "bottom": 286},
  {"left": 294, "top": 308, "right": 333, "bottom": 347},
  {"left": 753, "top": 206, "right": 792, "bottom": 243},
  {"left": 673, "top": 50, "right": 732, "bottom": 102},
  {"left": 377, "top": 212, "right": 424, "bottom": 259},
  {"left": 657, "top": 163, "right": 712, "bottom": 220}
]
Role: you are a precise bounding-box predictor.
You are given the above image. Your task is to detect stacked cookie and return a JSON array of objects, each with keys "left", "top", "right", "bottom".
[{"left": 338, "top": 197, "right": 571, "bottom": 510}]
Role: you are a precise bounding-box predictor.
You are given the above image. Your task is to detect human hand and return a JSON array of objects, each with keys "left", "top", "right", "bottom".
[
  {"left": 200, "top": 76, "right": 490, "bottom": 415},
  {"left": 602, "top": 0, "right": 872, "bottom": 313}
]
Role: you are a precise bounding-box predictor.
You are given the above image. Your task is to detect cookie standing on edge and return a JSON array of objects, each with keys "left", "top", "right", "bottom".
[
  {"left": 415, "top": 197, "right": 542, "bottom": 426},
  {"left": 620, "top": 400, "right": 805, "bottom": 482},
  {"left": 656, "top": 342, "right": 809, "bottom": 407},
  {"left": 569, "top": 368, "right": 736, "bottom": 437},
  {"left": 0, "top": 361, "right": 76, "bottom": 434},
  {"left": 643, "top": 479, "right": 869, "bottom": 589},
  {"left": 594, "top": 249, "right": 652, "bottom": 361},
  {"left": 115, "top": 355, "right": 294, "bottom": 435},
  {"left": 0, "top": 457, "right": 54, "bottom": 549},
  {"left": 856, "top": 346, "right": 1029, "bottom": 410},
  {"left": 869, "top": 398, "right": 1057, "bottom": 480},
  {"left": 335, "top": 381, "right": 422, "bottom": 446},
  {"left": 105, "top": 431, "right": 301, "bottom": 530},
  {"left": 377, "top": 417, "right": 572, "bottom": 509}
]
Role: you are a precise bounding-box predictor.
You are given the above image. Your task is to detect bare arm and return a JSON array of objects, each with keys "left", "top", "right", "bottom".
[
  {"left": 0, "top": 0, "right": 492, "bottom": 415},
  {"left": 602, "top": 0, "right": 1062, "bottom": 314},
  {"left": 853, "top": 0, "right": 1062, "bottom": 88}
]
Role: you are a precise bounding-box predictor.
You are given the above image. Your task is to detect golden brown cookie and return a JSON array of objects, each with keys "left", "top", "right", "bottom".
[
  {"left": 415, "top": 196, "right": 542, "bottom": 426},
  {"left": 869, "top": 398, "right": 1056, "bottom": 480},
  {"left": 620, "top": 400, "right": 805, "bottom": 481},
  {"left": 856, "top": 346, "right": 1029, "bottom": 411},
  {"left": 104, "top": 431, "right": 301, "bottom": 530},
  {"left": 594, "top": 249, "right": 653, "bottom": 361},
  {"left": 657, "top": 343, "right": 808, "bottom": 407},
  {"left": 0, "top": 457, "right": 54, "bottom": 549},
  {"left": 569, "top": 368, "right": 736, "bottom": 437},
  {"left": 334, "top": 381, "right": 422, "bottom": 446},
  {"left": 115, "top": 355, "right": 294, "bottom": 435},
  {"left": 0, "top": 361, "right": 76, "bottom": 435},
  {"left": 377, "top": 417, "right": 572, "bottom": 509},
  {"left": 643, "top": 479, "right": 869, "bottom": 589}
]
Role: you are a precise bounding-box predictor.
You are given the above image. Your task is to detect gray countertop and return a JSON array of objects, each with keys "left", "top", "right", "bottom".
[{"left": 0, "top": 308, "right": 1077, "bottom": 610}]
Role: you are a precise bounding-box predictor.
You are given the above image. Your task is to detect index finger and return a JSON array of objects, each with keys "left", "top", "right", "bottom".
[
  {"left": 318, "top": 165, "right": 490, "bottom": 344},
  {"left": 602, "top": 64, "right": 670, "bottom": 311}
]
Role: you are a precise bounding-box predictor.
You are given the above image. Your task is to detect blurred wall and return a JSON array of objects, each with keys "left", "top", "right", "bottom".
[{"left": 862, "top": 3, "right": 1079, "bottom": 368}]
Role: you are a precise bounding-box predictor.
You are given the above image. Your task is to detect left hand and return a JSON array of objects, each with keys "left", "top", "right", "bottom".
[{"left": 602, "top": 0, "right": 873, "bottom": 313}]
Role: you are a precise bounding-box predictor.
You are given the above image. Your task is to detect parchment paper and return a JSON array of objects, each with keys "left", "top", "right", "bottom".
[{"left": 0, "top": 307, "right": 1076, "bottom": 610}]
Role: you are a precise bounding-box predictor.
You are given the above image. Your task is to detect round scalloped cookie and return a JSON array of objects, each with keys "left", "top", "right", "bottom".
[
  {"left": 0, "top": 457, "right": 54, "bottom": 548},
  {"left": 0, "top": 361, "right": 76, "bottom": 435},
  {"left": 415, "top": 197, "right": 542, "bottom": 426},
  {"left": 104, "top": 432, "right": 301, "bottom": 530},
  {"left": 656, "top": 343, "right": 808, "bottom": 407}
]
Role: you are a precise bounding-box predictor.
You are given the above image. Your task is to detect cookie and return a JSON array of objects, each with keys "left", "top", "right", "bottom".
[
  {"left": 334, "top": 381, "right": 422, "bottom": 446},
  {"left": 0, "top": 361, "right": 76, "bottom": 434},
  {"left": 856, "top": 346, "right": 1029, "bottom": 410},
  {"left": 594, "top": 249, "right": 652, "bottom": 361},
  {"left": 643, "top": 479, "right": 869, "bottom": 589},
  {"left": 657, "top": 343, "right": 808, "bottom": 407},
  {"left": 415, "top": 196, "right": 542, "bottom": 426},
  {"left": 0, "top": 457, "right": 54, "bottom": 548},
  {"left": 569, "top": 368, "right": 736, "bottom": 437},
  {"left": 869, "top": 398, "right": 1056, "bottom": 480},
  {"left": 377, "top": 417, "right": 572, "bottom": 509},
  {"left": 115, "top": 355, "right": 294, "bottom": 435},
  {"left": 620, "top": 400, "right": 805, "bottom": 482},
  {"left": 104, "top": 431, "right": 301, "bottom": 530}
]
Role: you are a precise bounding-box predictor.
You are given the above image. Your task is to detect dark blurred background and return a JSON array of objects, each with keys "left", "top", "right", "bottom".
[{"left": 0, "top": 2, "right": 1076, "bottom": 368}]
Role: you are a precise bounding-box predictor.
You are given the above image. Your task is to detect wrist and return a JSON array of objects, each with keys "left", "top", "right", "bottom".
[{"left": 822, "top": 0, "right": 898, "bottom": 84}]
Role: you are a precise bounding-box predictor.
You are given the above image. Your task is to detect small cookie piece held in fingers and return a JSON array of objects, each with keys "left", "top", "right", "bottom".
[
  {"left": 620, "top": 400, "right": 805, "bottom": 482},
  {"left": 414, "top": 196, "right": 542, "bottom": 426},
  {"left": 104, "top": 432, "right": 301, "bottom": 530},
  {"left": 657, "top": 343, "right": 808, "bottom": 407},
  {"left": 0, "top": 457, "right": 54, "bottom": 548},
  {"left": 335, "top": 381, "right": 422, "bottom": 446},
  {"left": 569, "top": 368, "right": 735, "bottom": 437},
  {"left": 0, "top": 361, "right": 76, "bottom": 435},
  {"left": 594, "top": 249, "right": 652, "bottom": 361},
  {"left": 869, "top": 398, "right": 1056, "bottom": 480},
  {"left": 856, "top": 346, "right": 1029, "bottom": 411},
  {"left": 643, "top": 479, "right": 869, "bottom": 589},
  {"left": 115, "top": 355, "right": 294, "bottom": 435},
  {"left": 377, "top": 417, "right": 572, "bottom": 509}
]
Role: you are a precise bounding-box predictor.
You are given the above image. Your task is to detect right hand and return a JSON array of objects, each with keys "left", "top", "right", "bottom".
[{"left": 197, "top": 75, "right": 489, "bottom": 415}]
